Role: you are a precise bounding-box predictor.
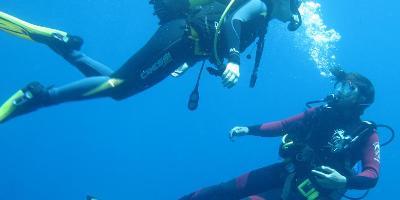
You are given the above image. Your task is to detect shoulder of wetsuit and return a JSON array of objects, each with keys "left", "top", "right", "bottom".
[
  {"left": 318, "top": 105, "right": 349, "bottom": 121},
  {"left": 341, "top": 120, "right": 377, "bottom": 153},
  {"left": 361, "top": 120, "right": 377, "bottom": 129},
  {"left": 303, "top": 106, "right": 325, "bottom": 124},
  {"left": 357, "top": 120, "right": 377, "bottom": 138}
]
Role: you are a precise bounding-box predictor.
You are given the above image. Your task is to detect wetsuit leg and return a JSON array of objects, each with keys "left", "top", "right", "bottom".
[
  {"left": 0, "top": 16, "right": 196, "bottom": 123},
  {"left": 47, "top": 77, "right": 113, "bottom": 103},
  {"left": 109, "top": 18, "right": 195, "bottom": 100},
  {"left": 57, "top": 50, "right": 114, "bottom": 77},
  {"left": 179, "top": 162, "right": 287, "bottom": 200},
  {"left": 47, "top": 38, "right": 115, "bottom": 77},
  {"left": 45, "top": 19, "right": 194, "bottom": 103}
]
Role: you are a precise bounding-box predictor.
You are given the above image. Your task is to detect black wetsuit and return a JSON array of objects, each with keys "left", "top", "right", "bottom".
[
  {"left": 43, "top": 0, "right": 268, "bottom": 106},
  {"left": 47, "top": 19, "right": 195, "bottom": 102}
]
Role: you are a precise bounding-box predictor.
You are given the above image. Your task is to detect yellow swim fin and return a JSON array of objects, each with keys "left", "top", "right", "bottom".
[
  {"left": 0, "top": 90, "right": 25, "bottom": 123},
  {"left": 0, "top": 11, "right": 68, "bottom": 43},
  {"left": 0, "top": 82, "right": 48, "bottom": 124}
]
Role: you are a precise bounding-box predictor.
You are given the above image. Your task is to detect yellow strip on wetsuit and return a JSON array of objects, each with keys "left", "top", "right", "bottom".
[
  {"left": 0, "top": 11, "right": 67, "bottom": 41},
  {"left": 83, "top": 78, "right": 124, "bottom": 97}
]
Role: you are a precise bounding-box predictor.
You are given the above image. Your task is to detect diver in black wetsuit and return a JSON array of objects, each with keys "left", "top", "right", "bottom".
[{"left": 0, "top": 0, "right": 302, "bottom": 123}]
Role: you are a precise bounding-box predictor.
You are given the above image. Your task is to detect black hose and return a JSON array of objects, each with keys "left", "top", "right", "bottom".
[
  {"left": 343, "top": 190, "right": 370, "bottom": 200},
  {"left": 377, "top": 124, "right": 396, "bottom": 147},
  {"left": 342, "top": 124, "right": 395, "bottom": 200},
  {"left": 250, "top": 32, "right": 266, "bottom": 88},
  {"left": 305, "top": 99, "right": 326, "bottom": 108}
]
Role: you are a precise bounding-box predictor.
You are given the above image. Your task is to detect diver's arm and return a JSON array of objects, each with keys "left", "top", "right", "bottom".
[
  {"left": 223, "top": 0, "right": 267, "bottom": 65},
  {"left": 247, "top": 121, "right": 287, "bottom": 137},
  {"left": 346, "top": 132, "right": 380, "bottom": 189},
  {"left": 229, "top": 107, "right": 316, "bottom": 139},
  {"left": 247, "top": 110, "right": 309, "bottom": 137},
  {"left": 230, "top": 115, "right": 301, "bottom": 140}
]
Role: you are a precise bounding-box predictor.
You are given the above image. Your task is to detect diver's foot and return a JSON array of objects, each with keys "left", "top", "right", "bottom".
[
  {"left": 0, "top": 82, "right": 50, "bottom": 124},
  {"left": 46, "top": 34, "right": 84, "bottom": 55}
]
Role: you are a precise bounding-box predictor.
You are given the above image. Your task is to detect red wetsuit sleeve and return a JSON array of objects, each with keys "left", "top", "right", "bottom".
[
  {"left": 248, "top": 108, "right": 315, "bottom": 137},
  {"left": 347, "top": 131, "right": 380, "bottom": 189}
]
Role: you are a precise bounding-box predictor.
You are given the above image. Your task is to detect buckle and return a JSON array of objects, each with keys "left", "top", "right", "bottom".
[{"left": 297, "top": 179, "right": 320, "bottom": 200}]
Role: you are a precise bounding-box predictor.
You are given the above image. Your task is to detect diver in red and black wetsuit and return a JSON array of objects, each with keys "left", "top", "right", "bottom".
[{"left": 180, "top": 69, "right": 381, "bottom": 200}]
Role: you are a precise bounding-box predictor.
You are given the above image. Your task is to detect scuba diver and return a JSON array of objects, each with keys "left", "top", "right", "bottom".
[
  {"left": 0, "top": 0, "right": 303, "bottom": 123},
  {"left": 180, "top": 69, "right": 395, "bottom": 200}
]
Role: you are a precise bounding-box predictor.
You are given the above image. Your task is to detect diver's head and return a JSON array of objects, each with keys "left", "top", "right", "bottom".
[
  {"left": 327, "top": 68, "right": 375, "bottom": 115},
  {"left": 269, "top": 0, "right": 302, "bottom": 31}
]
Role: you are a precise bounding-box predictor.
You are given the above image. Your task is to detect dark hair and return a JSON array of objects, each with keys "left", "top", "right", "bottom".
[{"left": 345, "top": 72, "right": 375, "bottom": 107}]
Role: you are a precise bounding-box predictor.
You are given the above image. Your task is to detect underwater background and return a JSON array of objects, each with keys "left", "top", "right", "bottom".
[{"left": 0, "top": 0, "right": 399, "bottom": 199}]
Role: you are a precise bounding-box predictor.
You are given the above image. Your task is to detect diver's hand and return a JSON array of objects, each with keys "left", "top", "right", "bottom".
[
  {"left": 229, "top": 126, "right": 249, "bottom": 141},
  {"left": 311, "top": 166, "right": 347, "bottom": 190},
  {"left": 222, "top": 62, "right": 240, "bottom": 88}
]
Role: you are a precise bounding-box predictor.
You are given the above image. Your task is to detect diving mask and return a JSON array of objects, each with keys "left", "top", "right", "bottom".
[{"left": 334, "top": 81, "right": 359, "bottom": 99}]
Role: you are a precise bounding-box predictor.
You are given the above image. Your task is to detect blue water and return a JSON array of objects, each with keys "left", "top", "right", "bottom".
[{"left": 0, "top": 1, "right": 399, "bottom": 199}]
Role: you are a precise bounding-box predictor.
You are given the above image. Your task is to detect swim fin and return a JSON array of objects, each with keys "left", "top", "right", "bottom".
[
  {"left": 0, "top": 82, "right": 49, "bottom": 124},
  {"left": 0, "top": 11, "right": 69, "bottom": 43},
  {"left": 0, "top": 90, "right": 25, "bottom": 123}
]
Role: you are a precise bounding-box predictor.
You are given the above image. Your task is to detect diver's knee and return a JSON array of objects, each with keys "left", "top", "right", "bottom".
[{"left": 108, "top": 86, "right": 133, "bottom": 101}]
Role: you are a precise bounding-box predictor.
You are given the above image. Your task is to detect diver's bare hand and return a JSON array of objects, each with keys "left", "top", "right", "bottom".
[
  {"left": 229, "top": 126, "right": 249, "bottom": 141},
  {"left": 311, "top": 166, "right": 347, "bottom": 190},
  {"left": 222, "top": 62, "right": 240, "bottom": 88}
]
